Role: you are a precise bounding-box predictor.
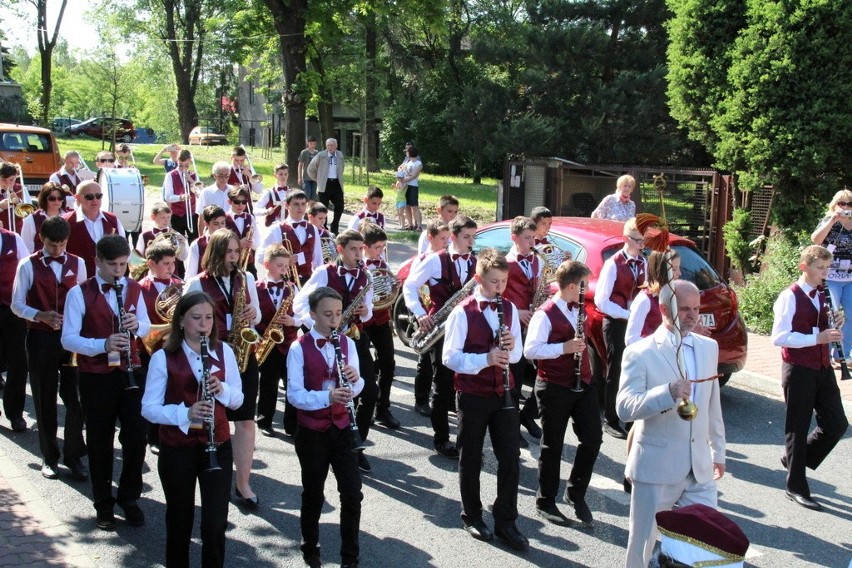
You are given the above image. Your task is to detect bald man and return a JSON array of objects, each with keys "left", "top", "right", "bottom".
[
  {"left": 307, "top": 138, "right": 345, "bottom": 234},
  {"left": 63, "top": 180, "right": 126, "bottom": 276}
]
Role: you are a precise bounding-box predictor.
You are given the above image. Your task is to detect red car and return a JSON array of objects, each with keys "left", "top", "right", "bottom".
[
  {"left": 66, "top": 117, "right": 137, "bottom": 143},
  {"left": 392, "top": 217, "right": 747, "bottom": 386}
]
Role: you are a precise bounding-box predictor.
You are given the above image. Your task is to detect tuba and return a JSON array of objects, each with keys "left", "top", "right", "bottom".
[
  {"left": 254, "top": 281, "right": 296, "bottom": 365},
  {"left": 410, "top": 277, "right": 477, "bottom": 354},
  {"left": 227, "top": 266, "right": 261, "bottom": 372}
]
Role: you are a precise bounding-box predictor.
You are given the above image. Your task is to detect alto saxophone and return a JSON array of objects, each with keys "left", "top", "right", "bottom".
[
  {"left": 338, "top": 265, "right": 372, "bottom": 340},
  {"left": 255, "top": 281, "right": 296, "bottom": 365},
  {"left": 226, "top": 266, "right": 260, "bottom": 372},
  {"left": 410, "top": 277, "right": 477, "bottom": 355},
  {"left": 238, "top": 226, "right": 254, "bottom": 272}
]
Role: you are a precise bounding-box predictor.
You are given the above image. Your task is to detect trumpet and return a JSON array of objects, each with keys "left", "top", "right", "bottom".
[
  {"left": 280, "top": 238, "right": 302, "bottom": 285},
  {"left": 240, "top": 145, "right": 263, "bottom": 183}
]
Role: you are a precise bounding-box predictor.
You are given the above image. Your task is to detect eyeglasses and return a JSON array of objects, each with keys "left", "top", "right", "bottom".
[
  {"left": 627, "top": 235, "right": 646, "bottom": 244},
  {"left": 838, "top": 201, "right": 852, "bottom": 207},
  {"left": 98, "top": 159, "right": 115, "bottom": 163},
  {"left": 231, "top": 200, "right": 248, "bottom": 205},
  {"left": 83, "top": 193, "right": 104, "bottom": 201},
  {"left": 47, "top": 195, "right": 63, "bottom": 202},
  {"left": 214, "top": 173, "right": 229, "bottom": 178}
]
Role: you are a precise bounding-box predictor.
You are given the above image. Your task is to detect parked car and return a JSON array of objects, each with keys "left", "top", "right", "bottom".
[
  {"left": 188, "top": 126, "right": 228, "bottom": 146},
  {"left": 66, "top": 117, "right": 137, "bottom": 143},
  {"left": 0, "top": 123, "right": 61, "bottom": 196},
  {"left": 392, "top": 217, "right": 747, "bottom": 386},
  {"left": 51, "top": 117, "right": 81, "bottom": 132}
]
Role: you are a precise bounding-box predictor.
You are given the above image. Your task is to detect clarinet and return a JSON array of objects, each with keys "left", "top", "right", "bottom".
[
  {"left": 112, "top": 277, "right": 140, "bottom": 390},
  {"left": 199, "top": 334, "right": 222, "bottom": 471},
  {"left": 823, "top": 280, "right": 852, "bottom": 381},
  {"left": 329, "top": 330, "right": 366, "bottom": 451},
  {"left": 571, "top": 280, "right": 587, "bottom": 392},
  {"left": 495, "top": 294, "right": 515, "bottom": 410}
]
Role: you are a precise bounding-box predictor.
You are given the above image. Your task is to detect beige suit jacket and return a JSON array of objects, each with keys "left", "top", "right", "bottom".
[
  {"left": 306, "top": 150, "right": 345, "bottom": 193},
  {"left": 616, "top": 325, "right": 725, "bottom": 485}
]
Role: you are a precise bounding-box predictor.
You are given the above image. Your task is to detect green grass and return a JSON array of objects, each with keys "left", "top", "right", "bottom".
[{"left": 57, "top": 136, "right": 500, "bottom": 226}]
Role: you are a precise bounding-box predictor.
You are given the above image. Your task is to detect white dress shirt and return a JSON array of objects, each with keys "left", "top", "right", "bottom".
[
  {"left": 286, "top": 327, "right": 363, "bottom": 411},
  {"left": 12, "top": 252, "right": 87, "bottom": 321},
  {"left": 194, "top": 184, "right": 229, "bottom": 215},
  {"left": 255, "top": 187, "right": 289, "bottom": 217},
  {"left": 771, "top": 276, "right": 822, "bottom": 349},
  {"left": 594, "top": 248, "right": 645, "bottom": 320},
  {"left": 293, "top": 264, "right": 374, "bottom": 329},
  {"left": 523, "top": 295, "right": 579, "bottom": 361},
  {"left": 403, "top": 244, "right": 473, "bottom": 318},
  {"left": 142, "top": 340, "right": 244, "bottom": 434},
  {"left": 162, "top": 170, "right": 197, "bottom": 205},
  {"left": 72, "top": 208, "right": 127, "bottom": 241},
  {"left": 442, "top": 291, "right": 522, "bottom": 375},
  {"left": 625, "top": 291, "right": 653, "bottom": 347}
]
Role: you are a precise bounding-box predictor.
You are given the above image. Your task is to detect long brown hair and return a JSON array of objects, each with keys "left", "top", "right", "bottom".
[
  {"left": 163, "top": 291, "right": 219, "bottom": 353},
  {"left": 201, "top": 228, "right": 239, "bottom": 276},
  {"left": 644, "top": 250, "right": 680, "bottom": 296}
]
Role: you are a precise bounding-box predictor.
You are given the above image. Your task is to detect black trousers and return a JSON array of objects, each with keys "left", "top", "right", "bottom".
[
  {"left": 78, "top": 369, "right": 147, "bottom": 512},
  {"left": 431, "top": 338, "right": 455, "bottom": 444},
  {"left": 256, "top": 347, "right": 297, "bottom": 433},
  {"left": 414, "top": 350, "right": 433, "bottom": 405},
  {"left": 295, "top": 425, "right": 362, "bottom": 564},
  {"left": 602, "top": 316, "right": 627, "bottom": 426},
  {"left": 534, "top": 378, "right": 602, "bottom": 504},
  {"left": 510, "top": 356, "right": 539, "bottom": 422},
  {"left": 353, "top": 333, "right": 378, "bottom": 441},
  {"left": 319, "top": 179, "right": 344, "bottom": 235},
  {"left": 456, "top": 392, "right": 520, "bottom": 529},
  {"left": 781, "top": 363, "right": 849, "bottom": 496},
  {"left": 363, "top": 323, "right": 396, "bottom": 410},
  {"left": 0, "top": 305, "right": 28, "bottom": 421},
  {"left": 27, "top": 329, "right": 85, "bottom": 465},
  {"left": 158, "top": 441, "right": 233, "bottom": 568},
  {"left": 170, "top": 212, "right": 198, "bottom": 242}
]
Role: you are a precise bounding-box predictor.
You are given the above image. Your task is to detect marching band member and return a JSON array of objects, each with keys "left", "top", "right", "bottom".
[
  {"left": 771, "top": 244, "right": 849, "bottom": 511},
  {"left": 530, "top": 206, "right": 554, "bottom": 246},
  {"left": 293, "top": 230, "right": 378, "bottom": 474},
  {"left": 61, "top": 235, "right": 150, "bottom": 531},
  {"left": 255, "top": 244, "right": 300, "bottom": 438},
  {"left": 228, "top": 146, "right": 263, "bottom": 211},
  {"left": 64, "top": 180, "right": 126, "bottom": 276},
  {"left": 12, "top": 216, "right": 87, "bottom": 479},
  {"left": 49, "top": 150, "right": 83, "bottom": 208},
  {"left": 162, "top": 149, "right": 199, "bottom": 240},
  {"left": 0, "top": 161, "right": 33, "bottom": 233},
  {"left": 308, "top": 201, "right": 329, "bottom": 234},
  {"left": 185, "top": 206, "right": 228, "bottom": 280},
  {"left": 403, "top": 215, "right": 479, "bottom": 459},
  {"left": 195, "top": 162, "right": 233, "bottom": 236},
  {"left": 524, "top": 260, "right": 601, "bottom": 526},
  {"left": 594, "top": 218, "right": 647, "bottom": 439},
  {"left": 360, "top": 223, "right": 399, "bottom": 429},
  {"left": 95, "top": 151, "right": 116, "bottom": 169},
  {"left": 287, "top": 287, "right": 364, "bottom": 568},
  {"left": 255, "top": 163, "right": 291, "bottom": 227},
  {"left": 0, "top": 223, "right": 32, "bottom": 431},
  {"left": 184, "top": 228, "right": 262, "bottom": 510},
  {"left": 21, "top": 182, "right": 72, "bottom": 253},
  {"left": 417, "top": 194, "right": 459, "bottom": 254},
  {"left": 347, "top": 186, "right": 386, "bottom": 232},
  {"left": 625, "top": 250, "right": 682, "bottom": 347},
  {"left": 135, "top": 203, "right": 187, "bottom": 259},
  {"left": 142, "top": 291, "right": 244, "bottom": 568},
  {"left": 504, "top": 216, "right": 543, "bottom": 445},
  {"left": 224, "top": 185, "right": 260, "bottom": 278},
  {"left": 442, "top": 248, "right": 527, "bottom": 551},
  {"left": 258, "top": 190, "right": 322, "bottom": 284}
]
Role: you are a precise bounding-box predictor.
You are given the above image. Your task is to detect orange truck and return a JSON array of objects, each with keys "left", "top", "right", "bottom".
[{"left": 0, "top": 123, "right": 62, "bottom": 196}]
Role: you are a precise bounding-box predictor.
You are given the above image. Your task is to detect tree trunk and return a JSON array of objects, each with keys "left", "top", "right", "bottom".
[
  {"left": 307, "top": 48, "right": 335, "bottom": 144},
  {"left": 163, "top": 0, "right": 203, "bottom": 143},
  {"left": 35, "top": 0, "right": 69, "bottom": 126},
  {"left": 263, "top": 0, "right": 308, "bottom": 170},
  {"left": 364, "top": 13, "right": 379, "bottom": 171},
  {"left": 39, "top": 47, "right": 53, "bottom": 125}
]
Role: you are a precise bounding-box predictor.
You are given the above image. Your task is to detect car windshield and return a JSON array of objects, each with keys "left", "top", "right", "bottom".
[
  {"left": 601, "top": 244, "right": 722, "bottom": 291},
  {"left": 473, "top": 226, "right": 585, "bottom": 262},
  {"left": 0, "top": 132, "right": 54, "bottom": 153}
]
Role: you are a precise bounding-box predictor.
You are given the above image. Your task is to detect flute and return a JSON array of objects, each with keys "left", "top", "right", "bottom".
[{"left": 495, "top": 294, "right": 515, "bottom": 410}]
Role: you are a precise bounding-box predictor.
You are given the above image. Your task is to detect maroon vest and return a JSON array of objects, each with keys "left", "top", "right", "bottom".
[
  {"left": 228, "top": 168, "right": 254, "bottom": 213},
  {"left": 256, "top": 281, "right": 298, "bottom": 355},
  {"left": 166, "top": 169, "right": 197, "bottom": 218},
  {"left": 197, "top": 271, "right": 250, "bottom": 342},
  {"left": 535, "top": 299, "right": 592, "bottom": 386},
  {"left": 427, "top": 250, "right": 476, "bottom": 316},
  {"left": 31, "top": 210, "right": 48, "bottom": 252},
  {"left": 159, "top": 344, "right": 231, "bottom": 448},
  {"left": 355, "top": 210, "right": 385, "bottom": 228},
  {"left": 192, "top": 235, "right": 210, "bottom": 275},
  {"left": 76, "top": 277, "right": 143, "bottom": 373},
  {"left": 138, "top": 276, "right": 182, "bottom": 325},
  {"left": 0, "top": 230, "right": 19, "bottom": 306},
  {"left": 607, "top": 251, "right": 646, "bottom": 311},
  {"left": 263, "top": 188, "right": 287, "bottom": 226},
  {"left": 364, "top": 259, "right": 391, "bottom": 327},
  {"left": 25, "top": 252, "right": 81, "bottom": 331},
  {"left": 141, "top": 228, "right": 171, "bottom": 253},
  {"left": 781, "top": 284, "right": 831, "bottom": 369},
  {"left": 504, "top": 256, "right": 538, "bottom": 312},
  {"left": 640, "top": 291, "right": 663, "bottom": 338},
  {"left": 56, "top": 170, "right": 79, "bottom": 192},
  {"left": 225, "top": 214, "right": 255, "bottom": 267},
  {"left": 280, "top": 222, "right": 318, "bottom": 278},
  {"left": 453, "top": 296, "right": 516, "bottom": 397},
  {"left": 296, "top": 334, "right": 352, "bottom": 432},
  {"left": 325, "top": 264, "right": 369, "bottom": 328},
  {"left": 64, "top": 211, "right": 120, "bottom": 276}
]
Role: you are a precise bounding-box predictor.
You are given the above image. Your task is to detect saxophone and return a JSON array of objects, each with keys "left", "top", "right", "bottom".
[
  {"left": 226, "top": 266, "right": 260, "bottom": 372},
  {"left": 338, "top": 265, "right": 372, "bottom": 340},
  {"left": 255, "top": 281, "right": 296, "bottom": 365},
  {"left": 410, "top": 277, "right": 477, "bottom": 354},
  {"left": 238, "top": 226, "right": 254, "bottom": 272}
]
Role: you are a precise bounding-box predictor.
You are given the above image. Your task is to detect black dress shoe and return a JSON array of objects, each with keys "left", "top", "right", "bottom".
[
  {"left": 357, "top": 451, "right": 372, "bottom": 473},
  {"left": 564, "top": 490, "right": 593, "bottom": 524},
  {"left": 41, "top": 462, "right": 59, "bottom": 480},
  {"left": 786, "top": 490, "right": 822, "bottom": 511},
  {"left": 63, "top": 457, "right": 89, "bottom": 481},
  {"left": 535, "top": 502, "right": 570, "bottom": 525},
  {"left": 623, "top": 477, "right": 632, "bottom": 494},
  {"left": 96, "top": 509, "right": 117, "bottom": 531},
  {"left": 119, "top": 500, "right": 146, "bottom": 526},
  {"left": 10, "top": 417, "right": 26, "bottom": 432},
  {"left": 304, "top": 553, "right": 322, "bottom": 568},
  {"left": 375, "top": 408, "right": 401, "bottom": 429},
  {"left": 463, "top": 519, "right": 494, "bottom": 542},
  {"left": 259, "top": 425, "right": 277, "bottom": 438},
  {"left": 434, "top": 440, "right": 459, "bottom": 459},
  {"left": 603, "top": 422, "right": 628, "bottom": 439},
  {"left": 340, "top": 563, "right": 359, "bottom": 568},
  {"left": 780, "top": 455, "right": 788, "bottom": 469},
  {"left": 235, "top": 488, "right": 259, "bottom": 509},
  {"left": 520, "top": 414, "right": 542, "bottom": 439},
  {"left": 495, "top": 524, "right": 529, "bottom": 551},
  {"left": 414, "top": 402, "right": 432, "bottom": 417}
]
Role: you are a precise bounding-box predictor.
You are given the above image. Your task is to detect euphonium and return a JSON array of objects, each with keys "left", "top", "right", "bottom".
[
  {"left": 338, "top": 264, "right": 372, "bottom": 340},
  {"left": 128, "top": 249, "right": 149, "bottom": 280},
  {"left": 410, "top": 277, "right": 477, "bottom": 355},
  {"left": 255, "top": 281, "right": 295, "bottom": 365},
  {"left": 227, "top": 266, "right": 260, "bottom": 372}
]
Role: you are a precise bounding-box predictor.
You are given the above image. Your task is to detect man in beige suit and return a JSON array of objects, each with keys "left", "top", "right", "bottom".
[
  {"left": 306, "top": 138, "right": 345, "bottom": 234},
  {"left": 616, "top": 280, "right": 726, "bottom": 568}
]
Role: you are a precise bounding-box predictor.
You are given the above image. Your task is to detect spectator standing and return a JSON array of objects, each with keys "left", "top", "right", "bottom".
[
  {"left": 307, "top": 139, "right": 345, "bottom": 235},
  {"left": 298, "top": 137, "right": 319, "bottom": 201},
  {"left": 591, "top": 175, "right": 637, "bottom": 222}
]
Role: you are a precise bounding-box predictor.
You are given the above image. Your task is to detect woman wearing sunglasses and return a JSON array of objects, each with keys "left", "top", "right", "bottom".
[
  {"left": 811, "top": 189, "right": 852, "bottom": 369},
  {"left": 224, "top": 185, "right": 260, "bottom": 278},
  {"left": 21, "top": 182, "right": 75, "bottom": 253}
]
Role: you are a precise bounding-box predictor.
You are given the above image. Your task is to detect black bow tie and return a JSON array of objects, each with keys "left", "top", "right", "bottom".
[
  {"left": 452, "top": 253, "right": 471, "bottom": 262},
  {"left": 268, "top": 281, "right": 285, "bottom": 290},
  {"left": 338, "top": 267, "right": 359, "bottom": 278},
  {"left": 809, "top": 285, "right": 824, "bottom": 298},
  {"left": 101, "top": 283, "right": 115, "bottom": 293},
  {"left": 479, "top": 300, "right": 499, "bottom": 311},
  {"left": 153, "top": 277, "right": 172, "bottom": 285},
  {"left": 234, "top": 213, "right": 249, "bottom": 220},
  {"left": 153, "top": 228, "right": 168, "bottom": 234},
  {"left": 44, "top": 255, "right": 65, "bottom": 264},
  {"left": 291, "top": 220, "right": 307, "bottom": 228}
]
